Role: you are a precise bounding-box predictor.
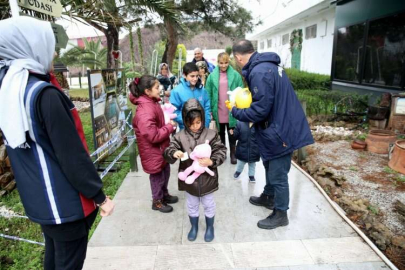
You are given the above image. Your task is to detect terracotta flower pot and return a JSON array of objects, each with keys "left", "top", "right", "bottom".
[
  {"left": 365, "top": 130, "right": 397, "bottom": 154},
  {"left": 351, "top": 140, "right": 367, "bottom": 150},
  {"left": 388, "top": 140, "right": 405, "bottom": 174}
]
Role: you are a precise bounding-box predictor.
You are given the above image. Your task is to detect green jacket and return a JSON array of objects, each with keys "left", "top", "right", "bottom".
[{"left": 206, "top": 65, "right": 243, "bottom": 129}]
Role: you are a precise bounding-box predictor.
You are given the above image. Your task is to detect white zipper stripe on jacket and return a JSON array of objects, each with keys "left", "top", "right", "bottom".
[{"left": 25, "top": 81, "right": 62, "bottom": 224}]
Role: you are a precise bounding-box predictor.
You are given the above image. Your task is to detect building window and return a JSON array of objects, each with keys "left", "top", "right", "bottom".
[
  {"left": 260, "top": 41, "right": 265, "bottom": 50},
  {"left": 363, "top": 12, "right": 405, "bottom": 88},
  {"left": 282, "top": 34, "right": 289, "bottom": 45},
  {"left": 305, "top": 24, "right": 317, "bottom": 39},
  {"left": 267, "top": 39, "right": 272, "bottom": 48},
  {"left": 334, "top": 23, "right": 366, "bottom": 82}
]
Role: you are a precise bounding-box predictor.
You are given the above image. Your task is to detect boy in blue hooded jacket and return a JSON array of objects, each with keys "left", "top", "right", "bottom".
[{"left": 170, "top": 62, "right": 211, "bottom": 130}]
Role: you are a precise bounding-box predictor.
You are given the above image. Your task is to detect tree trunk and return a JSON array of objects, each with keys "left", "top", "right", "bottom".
[
  {"left": 107, "top": 24, "right": 120, "bottom": 69},
  {"left": 162, "top": 19, "right": 178, "bottom": 69},
  {"left": 128, "top": 26, "right": 136, "bottom": 72},
  {"left": 86, "top": 21, "right": 120, "bottom": 69}
]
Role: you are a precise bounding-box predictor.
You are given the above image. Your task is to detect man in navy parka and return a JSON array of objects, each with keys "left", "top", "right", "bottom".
[{"left": 230, "top": 40, "right": 314, "bottom": 230}]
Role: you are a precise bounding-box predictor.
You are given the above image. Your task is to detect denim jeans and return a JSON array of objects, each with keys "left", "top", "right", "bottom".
[
  {"left": 262, "top": 153, "right": 292, "bottom": 211},
  {"left": 236, "top": 159, "right": 256, "bottom": 176}
]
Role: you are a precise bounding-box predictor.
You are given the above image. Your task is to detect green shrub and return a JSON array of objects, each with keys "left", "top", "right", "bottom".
[
  {"left": 285, "top": 68, "right": 331, "bottom": 90},
  {"left": 296, "top": 89, "right": 369, "bottom": 116}
]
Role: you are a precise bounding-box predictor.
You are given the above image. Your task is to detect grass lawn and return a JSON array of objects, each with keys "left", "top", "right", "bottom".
[
  {"left": 0, "top": 111, "right": 132, "bottom": 270},
  {"left": 69, "top": 88, "right": 90, "bottom": 99}
]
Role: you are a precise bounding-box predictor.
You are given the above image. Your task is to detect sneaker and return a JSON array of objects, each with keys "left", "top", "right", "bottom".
[
  {"left": 257, "top": 210, "right": 289, "bottom": 230},
  {"left": 249, "top": 176, "right": 256, "bottom": 183},
  {"left": 234, "top": 171, "right": 241, "bottom": 179},
  {"left": 163, "top": 194, "right": 179, "bottom": 204},
  {"left": 249, "top": 193, "right": 274, "bottom": 209},
  {"left": 152, "top": 200, "right": 173, "bottom": 213}
]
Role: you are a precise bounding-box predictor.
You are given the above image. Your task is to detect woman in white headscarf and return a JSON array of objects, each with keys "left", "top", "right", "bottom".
[
  {"left": 157, "top": 63, "right": 176, "bottom": 103},
  {"left": 0, "top": 16, "right": 114, "bottom": 270}
]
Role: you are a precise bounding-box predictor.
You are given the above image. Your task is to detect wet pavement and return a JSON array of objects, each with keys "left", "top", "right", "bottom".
[{"left": 84, "top": 154, "right": 387, "bottom": 270}]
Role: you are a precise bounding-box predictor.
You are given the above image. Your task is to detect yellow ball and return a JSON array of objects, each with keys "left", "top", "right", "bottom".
[{"left": 235, "top": 88, "right": 252, "bottom": 109}]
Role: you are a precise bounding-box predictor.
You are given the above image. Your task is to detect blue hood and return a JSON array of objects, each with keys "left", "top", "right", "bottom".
[{"left": 242, "top": 52, "right": 281, "bottom": 79}]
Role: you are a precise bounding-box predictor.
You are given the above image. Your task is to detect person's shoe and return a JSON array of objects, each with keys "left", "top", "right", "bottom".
[
  {"left": 204, "top": 216, "right": 215, "bottom": 242},
  {"left": 163, "top": 194, "right": 179, "bottom": 204},
  {"left": 234, "top": 171, "right": 241, "bottom": 179},
  {"left": 188, "top": 216, "right": 199, "bottom": 241},
  {"left": 152, "top": 200, "right": 173, "bottom": 213},
  {"left": 257, "top": 210, "right": 289, "bottom": 230},
  {"left": 230, "top": 146, "right": 237, "bottom": 164},
  {"left": 249, "top": 176, "right": 256, "bottom": 183},
  {"left": 249, "top": 193, "right": 274, "bottom": 209}
]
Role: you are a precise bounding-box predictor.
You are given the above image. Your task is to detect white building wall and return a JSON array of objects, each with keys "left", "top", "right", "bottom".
[{"left": 257, "top": 8, "right": 335, "bottom": 75}]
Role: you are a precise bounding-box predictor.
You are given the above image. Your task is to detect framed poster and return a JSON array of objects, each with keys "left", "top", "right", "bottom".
[{"left": 88, "top": 69, "right": 127, "bottom": 155}]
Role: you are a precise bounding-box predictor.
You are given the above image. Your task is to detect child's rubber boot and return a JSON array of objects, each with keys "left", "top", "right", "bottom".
[
  {"left": 204, "top": 216, "right": 215, "bottom": 242},
  {"left": 188, "top": 216, "right": 199, "bottom": 241}
]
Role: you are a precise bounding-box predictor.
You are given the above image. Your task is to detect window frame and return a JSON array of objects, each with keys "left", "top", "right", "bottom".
[
  {"left": 267, "top": 38, "right": 272, "bottom": 48},
  {"left": 305, "top": 24, "right": 317, "bottom": 39},
  {"left": 331, "top": 9, "right": 405, "bottom": 90},
  {"left": 282, "top": 33, "right": 289, "bottom": 45}
]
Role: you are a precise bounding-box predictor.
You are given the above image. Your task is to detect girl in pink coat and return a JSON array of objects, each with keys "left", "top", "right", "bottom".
[{"left": 129, "top": 75, "right": 178, "bottom": 213}]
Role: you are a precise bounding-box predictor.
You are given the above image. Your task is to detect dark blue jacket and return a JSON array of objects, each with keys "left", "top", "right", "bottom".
[
  {"left": 2, "top": 74, "right": 103, "bottom": 225},
  {"left": 232, "top": 52, "right": 314, "bottom": 161},
  {"left": 233, "top": 121, "right": 260, "bottom": 163}
]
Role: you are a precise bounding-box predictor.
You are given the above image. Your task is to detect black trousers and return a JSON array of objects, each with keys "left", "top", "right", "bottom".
[
  {"left": 41, "top": 210, "right": 98, "bottom": 270},
  {"left": 219, "top": 123, "right": 236, "bottom": 148}
]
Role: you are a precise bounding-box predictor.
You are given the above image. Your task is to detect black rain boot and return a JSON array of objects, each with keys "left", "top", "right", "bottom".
[
  {"left": 257, "top": 210, "right": 289, "bottom": 230},
  {"left": 188, "top": 216, "right": 199, "bottom": 241},
  {"left": 230, "top": 146, "right": 237, "bottom": 165},
  {"left": 249, "top": 193, "right": 274, "bottom": 209},
  {"left": 204, "top": 216, "right": 215, "bottom": 242}
]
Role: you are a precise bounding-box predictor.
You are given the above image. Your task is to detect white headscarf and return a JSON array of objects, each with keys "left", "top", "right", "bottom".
[
  {"left": 0, "top": 16, "right": 55, "bottom": 149},
  {"left": 158, "top": 63, "right": 173, "bottom": 78}
]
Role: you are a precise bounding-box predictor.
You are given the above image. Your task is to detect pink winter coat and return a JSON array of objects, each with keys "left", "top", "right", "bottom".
[{"left": 130, "top": 94, "right": 174, "bottom": 174}]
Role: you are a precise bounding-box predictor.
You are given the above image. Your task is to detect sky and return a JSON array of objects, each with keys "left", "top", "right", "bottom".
[{"left": 56, "top": 0, "right": 276, "bottom": 39}]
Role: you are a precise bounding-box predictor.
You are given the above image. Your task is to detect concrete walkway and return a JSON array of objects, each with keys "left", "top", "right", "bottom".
[{"left": 84, "top": 156, "right": 387, "bottom": 270}]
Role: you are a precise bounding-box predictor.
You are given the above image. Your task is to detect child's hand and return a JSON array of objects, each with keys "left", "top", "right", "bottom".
[
  {"left": 198, "top": 158, "right": 213, "bottom": 167},
  {"left": 173, "top": 151, "right": 184, "bottom": 159},
  {"left": 170, "top": 120, "right": 177, "bottom": 127},
  {"left": 229, "top": 129, "right": 234, "bottom": 135}
]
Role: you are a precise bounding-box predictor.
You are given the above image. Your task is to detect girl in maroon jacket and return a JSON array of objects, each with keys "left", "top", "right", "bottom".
[{"left": 129, "top": 75, "right": 178, "bottom": 213}]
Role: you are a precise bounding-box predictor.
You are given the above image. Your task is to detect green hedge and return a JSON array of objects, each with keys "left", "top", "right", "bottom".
[
  {"left": 285, "top": 69, "right": 331, "bottom": 90},
  {"left": 296, "top": 89, "right": 369, "bottom": 116}
]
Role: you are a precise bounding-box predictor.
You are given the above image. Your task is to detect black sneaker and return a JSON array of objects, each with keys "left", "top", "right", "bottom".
[
  {"left": 249, "top": 193, "right": 274, "bottom": 209},
  {"left": 152, "top": 200, "right": 173, "bottom": 213},
  {"left": 249, "top": 176, "right": 256, "bottom": 183},
  {"left": 163, "top": 194, "right": 179, "bottom": 204},
  {"left": 234, "top": 171, "right": 241, "bottom": 179},
  {"left": 257, "top": 210, "right": 289, "bottom": 230}
]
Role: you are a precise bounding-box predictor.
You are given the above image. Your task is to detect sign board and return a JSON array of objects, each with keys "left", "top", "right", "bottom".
[
  {"left": 17, "top": 0, "right": 62, "bottom": 18},
  {"left": 51, "top": 23, "right": 68, "bottom": 49}
]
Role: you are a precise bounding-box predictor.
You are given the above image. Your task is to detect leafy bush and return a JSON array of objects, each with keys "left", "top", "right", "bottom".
[
  {"left": 285, "top": 68, "right": 331, "bottom": 90},
  {"left": 296, "top": 89, "right": 369, "bottom": 116}
]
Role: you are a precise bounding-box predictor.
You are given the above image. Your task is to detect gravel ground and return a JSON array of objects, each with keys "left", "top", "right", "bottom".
[
  {"left": 0, "top": 206, "right": 17, "bottom": 218},
  {"left": 309, "top": 139, "right": 405, "bottom": 234},
  {"left": 72, "top": 101, "right": 90, "bottom": 112}
]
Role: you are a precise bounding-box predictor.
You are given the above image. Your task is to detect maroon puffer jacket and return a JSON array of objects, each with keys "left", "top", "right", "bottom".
[{"left": 130, "top": 94, "right": 174, "bottom": 174}]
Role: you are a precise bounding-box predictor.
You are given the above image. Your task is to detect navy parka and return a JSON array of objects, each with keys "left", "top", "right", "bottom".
[{"left": 231, "top": 52, "right": 314, "bottom": 161}]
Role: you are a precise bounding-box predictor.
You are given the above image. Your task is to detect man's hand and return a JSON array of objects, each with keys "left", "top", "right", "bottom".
[
  {"left": 198, "top": 158, "right": 213, "bottom": 167},
  {"left": 225, "top": 100, "right": 235, "bottom": 111},
  {"left": 100, "top": 197, "right": 114, "bottom": 217},
  {"left": 173, "top": 151, "right": 184, "bottom": 159}
]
